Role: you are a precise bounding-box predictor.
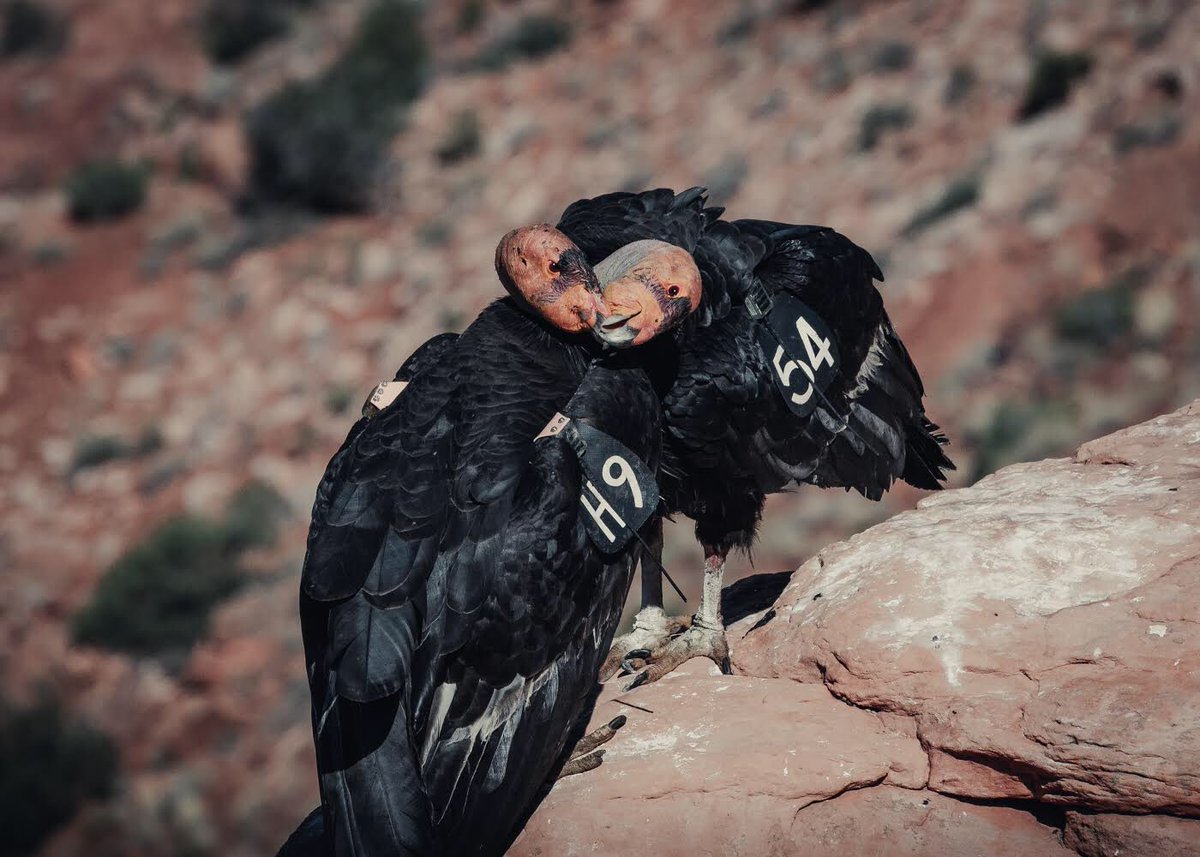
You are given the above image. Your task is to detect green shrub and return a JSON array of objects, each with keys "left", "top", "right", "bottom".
[
  {"left": 435, "top": 109, "right": 481, "bottom": 165},
  {"left": 968, "top": 396, "right": 1081, "bottom": 483},
  {"left": 220, "top": 479, "right": 290, "bottom": 553},
  {"left": 1016, "top": 50, "right": 1093, "bottom": 121},
  {"left": 1112, "top": 114, "right": 1182, "bottom": 155},
  {"left": 245, "top": 0, "right": 428, "bottom": 212},
  {"left": 815, "top": 49, "right": 851, "bottom": 93},
  {"left": 456, "top": 0, "right": 484, "bottom": 35},
  {"left": 201, "top": 0, "right": 287, "bottom": 64},
  {"left": 902, "top": 173, "right": 980, "bottom": 236},
  {"left": 1054, "top": 278, "right": 1136, "bottom": 347},
  {"left": 0, "top": 696, "right": 118, "bottom": 856},
  {"left": 65, "top": 159, "right": 149, "bottom": 223},
  {"left": 473, "top": 14, "right": 571, "bottom": 71},
  {"left": 857, "top": 103, "right": 914, "bottom": 151},
  {"left": 69, "top": 427, "right": 163, "bottom": 475},
  {"left": 71, "top": 435, "right": 130, "bottom": 473},
  {"left": 72, "top": 481, "right": 287, "bottom": 657},
  {"left": 943, "top": 64, "right": 976, "bottom": 106},
  {"left": 324, "top": 383, "right": 357, "bottom": 416},
  {"left": 72, "top": 516, "right": 245, "bottom": 656},
  {"left": 869, "top": 40, "right": 913, "bottom": 74},
  {"left": 1, "top": 0, "right": 66, "bottom": 57}
]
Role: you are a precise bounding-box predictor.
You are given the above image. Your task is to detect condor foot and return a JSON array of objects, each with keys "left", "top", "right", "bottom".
[
  {"left": 599, "top": 607, "right": 690, "bottom": 681},
  {"left": 622, "top": 621, "right": 731, "bottom": 690},
  {"left": 556, "top": 715, "right": 627, "bottom": 779}
]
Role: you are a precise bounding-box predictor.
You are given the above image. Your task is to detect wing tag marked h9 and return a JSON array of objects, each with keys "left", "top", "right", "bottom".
[
  {"left": 536, "top": 414, "right": 659, "bottom": 553},
  {"left": 755, "top": 293, "right": 840, "bottom": 418}
]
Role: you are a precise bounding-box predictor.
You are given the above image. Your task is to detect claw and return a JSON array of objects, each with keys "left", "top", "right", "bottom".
[
  {"left": 599, "top": 612, "right": 692, "bottom": 681},
  {"left": 558, "top": 749, "right": 604, "bottom": 778},
  {"left": 617, "top": 623, "right": 730, "bottom": 688},
  {"left": 555, "top": 714, "right": 629, "bottom": 780},
  {"left": 620, "top": 648, "right": 653, "bottom": 675}
]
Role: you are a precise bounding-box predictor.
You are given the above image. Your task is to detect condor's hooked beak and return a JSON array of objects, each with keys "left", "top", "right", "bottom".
[{"left": 594, "top": 307, "right": 642, "bottom": 347}]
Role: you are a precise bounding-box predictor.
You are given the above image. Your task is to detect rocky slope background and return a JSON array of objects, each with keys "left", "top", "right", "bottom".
[
  {"left": 0, "top": 0, "right": 1197, "bottom": 854},
  {"left": 515, "top": 401, "right": 1200, "bottom": 857}
]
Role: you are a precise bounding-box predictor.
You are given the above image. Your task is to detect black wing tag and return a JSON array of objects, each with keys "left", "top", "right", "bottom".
[
  {"left": 756, "top": 294, "right": 840, "bottom": 417},
  {"left": 570, "top": 422, "right": 658, "bottom": 553}
]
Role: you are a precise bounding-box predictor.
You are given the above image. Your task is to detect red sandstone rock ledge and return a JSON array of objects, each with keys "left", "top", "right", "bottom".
[{"left": 513, "top": 400, "right": 1200, "bottom": 857}]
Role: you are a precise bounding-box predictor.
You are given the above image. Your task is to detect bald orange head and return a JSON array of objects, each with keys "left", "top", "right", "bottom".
[
  {"left": 593, "top": 241, "right": 702, "bottom": 348},
  {"left": 495, "top": 225, "right": 606, "bottom": 334}
]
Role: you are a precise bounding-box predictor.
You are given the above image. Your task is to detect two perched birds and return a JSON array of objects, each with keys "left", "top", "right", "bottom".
[{"left": 280, "top": 188, "right": 953, "bottom": 857}]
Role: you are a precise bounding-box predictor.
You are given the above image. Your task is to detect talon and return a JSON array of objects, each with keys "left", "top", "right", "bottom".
[
  {"left": 608, "top": 714, "right": 627, "bottom": 730},
  {"left": 625, "top": 671, "right": 649, "bottom": 691},
  {"left": 620, "top": 651, "right": 650, "bottom": 675},
  {"left": 600, "top": 613, "right": 694, "bottom": 681},
  {"left": 558, "top": 749, "right": 604, "bottom": 779}
]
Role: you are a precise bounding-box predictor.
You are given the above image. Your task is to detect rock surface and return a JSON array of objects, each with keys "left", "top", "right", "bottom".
[{"left": 513, "top": 401, "right": 1200, "bottom": 856}]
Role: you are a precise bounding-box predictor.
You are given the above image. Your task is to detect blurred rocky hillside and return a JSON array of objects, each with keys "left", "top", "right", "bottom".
[{"left": 0, "top": 0, "right": 1197, "bottom": 854}]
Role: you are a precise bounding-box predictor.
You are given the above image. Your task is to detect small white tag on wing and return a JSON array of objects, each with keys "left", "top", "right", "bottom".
[
  {"left": 535, "top": 412, "right": 571, "bottom": 440},
  {"left": 362, "top": 379, "right": 408, "bottom": 417}
]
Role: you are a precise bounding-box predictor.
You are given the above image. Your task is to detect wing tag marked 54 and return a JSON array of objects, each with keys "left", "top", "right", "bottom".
[{"left": 756, "top": 294, "right": 839, "bottom": 417}]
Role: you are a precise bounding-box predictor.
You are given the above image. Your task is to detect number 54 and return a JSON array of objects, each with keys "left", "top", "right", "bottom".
[{"left": 772, "top": 316, "right": 834, "bottom": 406}]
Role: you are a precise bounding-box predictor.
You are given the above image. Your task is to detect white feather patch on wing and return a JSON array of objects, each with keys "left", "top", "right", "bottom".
[{"left": 432, "top": 660, "right": 563, "bottom": 817}]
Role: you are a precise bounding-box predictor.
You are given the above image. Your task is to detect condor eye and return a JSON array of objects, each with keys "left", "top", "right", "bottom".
[
  {"left": 667, "top": 285, "right": 681, "bottom": 297},
  {"left": 548, "top": 260, "right": 562, "bottom": 274}
]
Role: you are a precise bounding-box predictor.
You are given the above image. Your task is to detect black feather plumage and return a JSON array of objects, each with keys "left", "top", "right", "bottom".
[
  {"left": 291, "top": 301, "right": 664, "bottom": 856},
  {"left": 557, "top": 188, "right": 954, "bottom": 554}
]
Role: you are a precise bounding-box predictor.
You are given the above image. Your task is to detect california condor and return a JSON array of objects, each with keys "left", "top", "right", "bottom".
[
  {"left": 556, "top": 187, "right": 954, "bottom": 683},
  {"left": 281, "top": 227, "right": 703, "bottom": 856}
]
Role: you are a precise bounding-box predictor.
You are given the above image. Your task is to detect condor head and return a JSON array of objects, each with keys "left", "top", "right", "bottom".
[
  {"left": 592, "top": 240, "right": 702, "bottom": 348},
  {"left": 495, "top": 225, "right": 607, "bottom": 334}
]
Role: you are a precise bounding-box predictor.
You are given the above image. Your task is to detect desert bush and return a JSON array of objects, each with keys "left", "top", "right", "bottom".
[
  {"left": 72, "top": 481, "right": 287, "bottom": 657},
  {"left": 902, "top": 173, "right": 980, "bottom": 236},
  {"left": 201, "top": 0, "right": 285, "bottom": 64},
  {"left": 1016, "top": 50, "right": 1093, "bottom": 121},
  {"left": 1112, "top": 114, "right": 1182, "bottom": 156},
  {"left": 325, "top": 383, "right": 357, "bottom": 416},
  {"left": 969, "top": 398, "right": 1076, "bottom": 483},
  {"left": 868, "top": 40, "right": 913, "bottom": 74},
  {"left": 0, "top": 696, "right": 118, "bottom": 856},
  {"left": 435, "top": 109, "right": 481, "bottom": 165},
  {"left": 473, "top": 14, "right": 571, "bottom": 71},
  {"left": 69, "top": 427, "right": 163, "bottom": 475},
  {"left": 1054, "top": 276, "right": 1137, "bottom": 348},
  {"left": 65, "top": 159, "right": 149, "bottom": 223},
  {"left": 70, "top": 435, "right": 129, "bottom": 473},
  {"left": 943, "top": 64, "right": 976, "bottom": 106},
  {"left": 456, "top": 0, "right": 484, "bottom": 35},
  {"left": 245, "top": 0, "right": 427, "bottom": 212},
  {"left": 72, "top": 516, "right": 245, "bottom": 656},
  {"left": 1, "top": 0, "right": 66, "bottom": 57},
  {"left": 220, "top": 479, "right": 290, "bottom": 552},
  {"left": 857, "top": 103, "right": 914, "bottom": 151}
]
